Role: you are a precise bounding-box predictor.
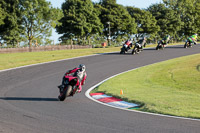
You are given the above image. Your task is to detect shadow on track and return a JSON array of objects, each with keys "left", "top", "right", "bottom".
[
  {"left": 143, "top": 48, "right": 156, "bottom": 51},
  {"left": 165, "top": 45, "right": 184, "bottom": 49},
  {"left": 0, "top": 97, "right": 58, "bottom": 101},
  {"left": 96, "top": 52, "right": 120, "bottom": 55}
]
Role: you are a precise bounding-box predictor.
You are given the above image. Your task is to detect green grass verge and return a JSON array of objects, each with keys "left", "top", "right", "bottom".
[
  {"left": 0, "top": 47, "right": 120, "bottom": 70},
  {"left": 0, "top": 43, "right": 182, "bottom": 70},
  {"left": 92, "top": 54, "right": 200, "bottom": 119}
]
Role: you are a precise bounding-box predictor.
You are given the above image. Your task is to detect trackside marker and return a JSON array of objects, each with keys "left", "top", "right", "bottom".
[
  {"left": 90, "top": 93, "right": 139, "bottom": 109},
  {"left": 91, "top": 94, "right": 112, "bottom": 100},
  {"left": 120, "top": 89, "right": 123, "bottom": 95}
]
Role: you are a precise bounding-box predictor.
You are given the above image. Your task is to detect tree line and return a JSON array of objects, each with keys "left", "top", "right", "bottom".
[{"left": 0, "top": 0, "right": 200, "bottom": 48}]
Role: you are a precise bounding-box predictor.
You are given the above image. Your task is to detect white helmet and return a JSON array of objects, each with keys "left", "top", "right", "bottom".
[{"left": 78, "top": 64, "right": 86, "bottom": 72}]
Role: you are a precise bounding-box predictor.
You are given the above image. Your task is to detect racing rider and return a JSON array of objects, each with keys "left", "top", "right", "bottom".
[
  {"left": 187, "top": 33, "right": 198, "bottom": 46},
  {"left": 161, "top": 35, "right": 170, "bottom": 47},
  {"left": 136, "top": 37, "right": 147, "bottom": 50},
  {"left": 58, "top": 64, "right": 87, "bottom": 93}
]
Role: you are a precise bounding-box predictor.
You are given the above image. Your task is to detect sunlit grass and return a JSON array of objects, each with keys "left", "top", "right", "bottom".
[
  {"left": 93, "top": 54, "right": 200, "bottom": 119},
  {"left": 0, "top": 47, "right": 119, "bottom": 70}
]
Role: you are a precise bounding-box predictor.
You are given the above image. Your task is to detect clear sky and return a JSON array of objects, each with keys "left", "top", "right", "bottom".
[{"left": 47, "top": 0, "right": 162, "bottom": 44}]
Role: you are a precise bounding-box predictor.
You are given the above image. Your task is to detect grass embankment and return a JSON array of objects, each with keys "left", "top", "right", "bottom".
[
  {"left": 92, "top": 54, "right": 200, "bottom": 119},
  {"left": 0, "top": 42, "right": 182, "bottom": 70},
  {"left": 0, "top": 47, "right": 120, "bottom": 70}
]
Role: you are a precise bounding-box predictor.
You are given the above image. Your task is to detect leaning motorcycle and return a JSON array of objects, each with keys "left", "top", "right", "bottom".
[
  {"left": 184, "top": 39, "right": 196, "bottom": 48},
  {"left": 156, "top": 40, "right": 165, "bottom": 50},
  {"left": 120, "top": 44, "right": 129, "bottom": 54},
  {"left": 132, "top": 43, "right": 141, "bottom": 54},
  {"left": 58, "top": 75, "right": 79, "bottom": 101}
]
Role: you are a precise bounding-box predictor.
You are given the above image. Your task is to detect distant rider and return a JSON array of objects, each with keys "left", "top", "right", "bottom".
[
  {"left": 136, "top": 37, "right": 147, "bottom": 50},
  {"left": 161, "top": 35, "right": 170, "bottom": 47},
  {"left": 58, "top": 64, "right": 87, "bottom": 93},
  {"left": 187, "top": 33, "right": 198, "bottom": 46},
  {"left": 124, "top": 39, "right": 133, "bottom": 51}
]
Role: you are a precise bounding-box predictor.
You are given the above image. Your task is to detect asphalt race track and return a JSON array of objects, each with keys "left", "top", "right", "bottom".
[{"left": 0, "top": 45, "right": 200, "bottom": 133}]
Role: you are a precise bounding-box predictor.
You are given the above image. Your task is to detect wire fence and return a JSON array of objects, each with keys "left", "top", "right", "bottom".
[{"left": 0, "top": 45, "right": 92, "bottom": 53}]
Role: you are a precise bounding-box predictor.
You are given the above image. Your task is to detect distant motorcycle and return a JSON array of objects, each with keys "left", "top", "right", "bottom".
[
  {"left": 120, "top": 41, "right": 132, "bottom": 54},
  {"left": 184, "top": 39, "right": 196, "bottom": 48},
  {"left": 58, "top": 75, "right": 80, "bottom": 101},
  {"left": 120, "top": 44, "right": 129, "bottom": 54},
  {"left": 156, "top": 40, "right": 165, "bottom": 50},
  {"left": 132, "top": 43, "right": 142, "bottom": 54}
]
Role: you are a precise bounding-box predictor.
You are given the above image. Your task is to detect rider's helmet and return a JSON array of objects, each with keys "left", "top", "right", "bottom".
[
  {"left": 143, "top": 37, "right": 146, "bottom": 40},
  {"left": 195, "top": 33, "right": 198, "bottom": 36},
  {"left": 78, "top": 64, "right": 86, "bottom": 72}
]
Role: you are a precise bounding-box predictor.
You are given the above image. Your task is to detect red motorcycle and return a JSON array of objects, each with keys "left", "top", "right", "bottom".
[{"left": 58, "top": 75, "right": 80, "bottom": 101}]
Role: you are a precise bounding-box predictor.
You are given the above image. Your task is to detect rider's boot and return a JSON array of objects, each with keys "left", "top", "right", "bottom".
[{"left": 77, "top": 85, "right": 82, "bottom": 93}]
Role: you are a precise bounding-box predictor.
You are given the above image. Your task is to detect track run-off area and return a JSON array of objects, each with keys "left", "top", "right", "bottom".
[{"left": 0, "top": 44, "right": 200, "bottom": 133}]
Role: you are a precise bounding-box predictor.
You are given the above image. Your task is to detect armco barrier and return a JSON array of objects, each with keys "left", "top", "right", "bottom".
[{"left": 0, "top": 45, "right": 92, "bottom": 53}]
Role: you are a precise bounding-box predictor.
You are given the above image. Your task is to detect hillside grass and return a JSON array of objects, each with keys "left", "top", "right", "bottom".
[{"left": 92, "top": 54, "right": 200, "bottom": 119}]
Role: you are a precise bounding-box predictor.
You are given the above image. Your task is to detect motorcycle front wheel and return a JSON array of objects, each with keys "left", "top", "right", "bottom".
[
  {"left": 58, "top": 85, "right": 72, "bottom": 101},
  {"left": 131, "top": 48, "right": 136, "bottom": 54},
  {"left": 120, "top": 48, "right": 125, "bottom": 54},
  {"left": 184, "top": 42, "right": 189, "bottom": 48},
  {"left": 156, "top": 44, "right": 159, "bottom": 50}
]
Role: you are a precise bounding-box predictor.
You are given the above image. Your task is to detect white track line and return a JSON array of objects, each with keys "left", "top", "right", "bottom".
[
  {"left": 2, "top": 46, "right": 199, "bottom": 121},
  {"left": 85, "top": 61, "right": 200, "bottom": 122},
  {"left": 0, "top": 45, "right": 180, "bottom": 73},
  {"left": 0, "top": 53, "right": 112, "bottom": 73}
]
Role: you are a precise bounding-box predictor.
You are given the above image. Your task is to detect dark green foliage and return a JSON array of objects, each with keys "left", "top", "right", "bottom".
[
  {"left": 148, "top": 3, "right": 183, "bottom": 40},
  {"left": 162, "top": 0, "right": 199, "bottom": 38},
  {"left": 56, "top": 0, "right": 103, "bottom": 44},
  {"left": 1, "top": 0, "right": 200, "bottom": 48},
  {"left": 127, "top": 6, "right": 159, "bottom": 40},
  {"left": 102, "top": 0, "right": 116, "bottom": 5},
  {"left": 0, "top": 0, "right": 62, "bottom": 48},
  {"left": 0, "top": 0, "right": 23, "bottom": 47},
  {"left": 96, "top": 1, "right": 136, "bottom": 44},
  {"left": 0, "top": 5, "right": 6, "bottom": 25},
  {"left": 19, "top": 0, "right": 63, "bottom": 48}
]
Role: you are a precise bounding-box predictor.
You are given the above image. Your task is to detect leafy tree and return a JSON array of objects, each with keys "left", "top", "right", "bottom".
[
  {"left": 97, "top": 0, "right": 136, "bottom": 44},
  {"left": 0, "top": 5, "right": 6, "bottom": 25},
  {"left": 56, "top": 0, "right": 103, "bottom": 44},
  {"left": 19, "top": 0, "right": 63, "bottom": 49},
  {"left": 194, "top": 0, "right": 200, "bottom": 34},
  {"left": 148, "top": 3, "right": 183, "bottom": 40},
  {"left": 102, "top": 0, "right": 116, "bottom": 4},
  {"left": 0, "top": 0, "right": 23, "bottom": 46},
  {"left": 163, "top": 0, "right": 198, "bottom": 38},
  {"left": 126, "top": 7, "right": 160, "bottom": 40}
]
